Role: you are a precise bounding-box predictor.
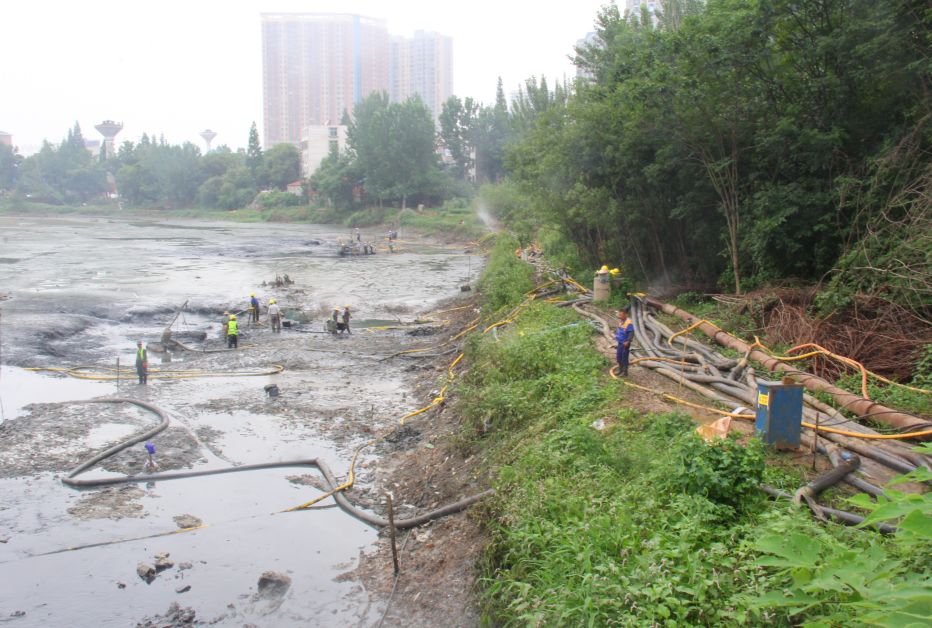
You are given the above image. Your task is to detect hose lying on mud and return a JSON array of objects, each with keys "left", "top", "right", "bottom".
[
  {"left": 61, "top": 398, "right": 492, "bottom": 530},
  {"left": 27, "top": 364, "right": 283, "bottom": 381}
]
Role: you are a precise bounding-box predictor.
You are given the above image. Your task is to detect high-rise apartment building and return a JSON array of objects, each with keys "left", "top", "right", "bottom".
[
  {"left": 389, "top": 30, "right": 453, "bottom": 120},
  {"left": 261, "top": 13, "right": 390, "bottom": 147}
]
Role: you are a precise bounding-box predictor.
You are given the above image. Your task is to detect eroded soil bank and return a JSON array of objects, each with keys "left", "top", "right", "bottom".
[{"left": 0, "top": 215, "right": 483, "bottom": 627}]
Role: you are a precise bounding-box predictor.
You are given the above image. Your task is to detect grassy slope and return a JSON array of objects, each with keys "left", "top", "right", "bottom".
[{"left": 459, "top": 236, "right": 931, "bottom": 626}]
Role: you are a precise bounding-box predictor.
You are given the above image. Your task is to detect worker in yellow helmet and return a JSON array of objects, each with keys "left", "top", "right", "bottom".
[
  {"left": 268, "top": 298, "right": 281, "bottom": 333},
  {"left": 227, "top": 314, "right": 239, "bottom": 349}
]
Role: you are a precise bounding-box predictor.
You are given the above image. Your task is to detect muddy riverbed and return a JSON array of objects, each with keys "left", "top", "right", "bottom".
[{"left": 0, "top": 215, "right": 482, "bottom": 627}]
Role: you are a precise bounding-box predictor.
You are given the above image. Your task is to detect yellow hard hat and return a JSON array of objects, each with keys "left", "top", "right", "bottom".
[
  {"left": 250, "top": 292, "right": 256, "bottom": 297},
  {"left": 269, "top": 298, "right": 276, "bottom": 304},
  {"left": 610, "top": 268, "right": 620, "bottom": 274},
  {"left": 223, "top": 311, "right": 229, "bottom": 316},
  {"left": 344, "top": 304, "right": 350, "bottom": 308},
  {"left": 600, "top": 265, "right": 609, "bottom": 271},
  {"left": 229, "top": 314, "right": 236, "bottom": 320}
]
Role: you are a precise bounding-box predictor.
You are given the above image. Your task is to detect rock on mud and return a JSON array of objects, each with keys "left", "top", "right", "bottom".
[
  {"left": 135, "top": 602, "right": 196, "bottom": 627},
  {"left": 154, "top": 553, "right": 174, "bottom": 572},
  {"left": 172, "top": 514, "right": 203, "bottom": 529},
  {"left": 256, "top": 571, "right": 292, "bottom": 598},
  {"left": 137, "top": 563, "right": 156, "bottom": 584}
]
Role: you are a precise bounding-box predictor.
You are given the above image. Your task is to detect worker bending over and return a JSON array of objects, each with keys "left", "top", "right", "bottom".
[
  {"left": 227, "top": 314, "right": 239, "bottom": 348},
  {"left": 615, "top": 308, "right": 634, "bottom": 377},
  {"left": 268, "top": 298, "right": 281, "bottom": 333}
]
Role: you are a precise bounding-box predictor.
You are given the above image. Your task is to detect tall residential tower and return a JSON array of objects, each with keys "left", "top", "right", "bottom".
[
  {"left": 389, "top": 30, "right": 453, "bottom": 120},
  {"left": 261, "top": 13, "right": 390, "bottom": 147}
]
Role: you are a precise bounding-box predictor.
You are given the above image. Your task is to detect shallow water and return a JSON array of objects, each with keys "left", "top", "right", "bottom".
[{"left": 0, "top": 215, "right": 480, "bottom": 626}]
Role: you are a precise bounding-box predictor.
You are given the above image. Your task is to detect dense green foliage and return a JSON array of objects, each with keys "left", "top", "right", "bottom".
[
  {"left": 438, "top": 81, "right": 511, "bottom": 184},
  {"left": 8, "top": 123, "right": 107, "bottom": 204},
  {"left": 482, "top": 0, "right": 931, "bottom": 298},
  {"left": 4, "top": 123, "right": 301, "bottom": 210},
  {"left": 462, "top": 245, "right": 931, "bottom": 625}
]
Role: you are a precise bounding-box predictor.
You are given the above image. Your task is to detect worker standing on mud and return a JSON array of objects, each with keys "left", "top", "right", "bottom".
[
  {"left": 135, "top": 341, "right": 148, "bottom": 385},
  {"left": 227, "top": 314, "right": 239, "bottom": 348},
  {"left": 268, "top": 298, "right": 281, "bottom": 333},
  {"left": 342, "top": 305, "right": 352, "bottom": 335},
  {"left": 221, "top": 312, "right": 230, "bottom": 337},
  {"left": 355, "top": 228, "right": 361, "bottom": 242},
  {"left": 249, "top": 293, "right": 260, "bottom": 325},
  {"left": 615, "top": 308, "right": 634, "bottom": 377}
]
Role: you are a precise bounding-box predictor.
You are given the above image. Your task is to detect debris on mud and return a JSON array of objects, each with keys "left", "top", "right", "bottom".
[
  {"left": 406, "top": 325, "right": 442, "bottom": 337},
  {"left": 68, "top": 485, "right": 146, "bottom": 520},
  {"left": 175, "top": 585, "right": 191, "bottom": 594},
  {"left": 383, "top": 424, "right": 421, "bottom": 449},
  {"left": 172, "top": 514, "right": 202, "bottom": 529},
  {"left": 135, "top": 602, "right": 197, "bottom": 627},
  {"left": 256, "top": 571, "right": 292, "bottom": 598}
]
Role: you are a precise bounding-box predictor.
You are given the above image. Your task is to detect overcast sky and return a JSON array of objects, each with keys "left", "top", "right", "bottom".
[{"left": 1, "top": 0, "right": 612, "bottom": 155}]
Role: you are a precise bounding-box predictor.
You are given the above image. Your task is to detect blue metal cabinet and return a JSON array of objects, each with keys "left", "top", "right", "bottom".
[{"left": 755, "top": 381, "right": 803, "bottom": 449}]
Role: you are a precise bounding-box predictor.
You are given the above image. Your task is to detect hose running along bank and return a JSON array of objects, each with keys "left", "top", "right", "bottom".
[{"left": 536, "top": 278, "right": 929, "bottom": 531}]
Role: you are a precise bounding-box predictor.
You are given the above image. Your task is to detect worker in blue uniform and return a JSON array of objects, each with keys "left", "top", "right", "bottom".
[
  {"left": 249, "top": 293, "right": 260, "bottom": 324},
  {"left": 614, "top": 308, "right": 634, "bottom": 376}
]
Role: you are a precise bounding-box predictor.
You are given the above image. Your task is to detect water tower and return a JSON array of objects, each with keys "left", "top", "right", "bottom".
[
  {"left": 199, "top": 129, "right": 217, "bottom": 153},
  {"left": 94, "top": 120, "right": 123, "bottom": 159}
]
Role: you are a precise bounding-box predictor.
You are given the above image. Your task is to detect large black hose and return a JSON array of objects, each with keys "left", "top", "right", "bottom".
[
  {"left": 61, "top": 399, "right": 492, "bottom": 529},
  {"left": 761, "top": 484, "right": 896, "bottom": 534}
]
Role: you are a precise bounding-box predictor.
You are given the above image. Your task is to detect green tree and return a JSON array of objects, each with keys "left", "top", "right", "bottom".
[
  {"left": 347, "top": 92, "right": 440, "bottom": 208},
  {"left": 439, "top": 95, "right": 479, "bottom": 180},
  {"left": 0, "top": 143, "right": 23, "bottom": 190},
  {"left": 262, "top": 143, "right": 301, "bottom": 190},
  {"left": 309, "top": 149, "right": 360, "bottom": 211},
  {"left": 246, "top": 122, "right": 264, "bottom": 186}
]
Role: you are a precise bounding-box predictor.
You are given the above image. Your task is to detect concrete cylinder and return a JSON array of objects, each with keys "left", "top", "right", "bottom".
[{"left": 593, "top": 272, "right": 611, "bottom": 302}]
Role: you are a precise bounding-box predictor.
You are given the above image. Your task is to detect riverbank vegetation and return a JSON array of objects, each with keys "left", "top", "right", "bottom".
[
  {"left": 461, "top": 236, "right": 931, "bottom": 625},
  {"left": 464, "top": 0, "right": 931, "bottom": 379}
]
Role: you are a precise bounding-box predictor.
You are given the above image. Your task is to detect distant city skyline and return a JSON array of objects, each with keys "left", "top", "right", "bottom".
[{"left": 0, "top": 0, "right": 612, "bottom": 155}]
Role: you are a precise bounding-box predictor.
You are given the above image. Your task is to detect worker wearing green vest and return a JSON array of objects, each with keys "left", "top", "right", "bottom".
[
  {"left": 135, "top": 341, "right": 148, "bottom": 384},
  {"left": 227, "top": 314, "right": 238, "bottom": 348}
]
